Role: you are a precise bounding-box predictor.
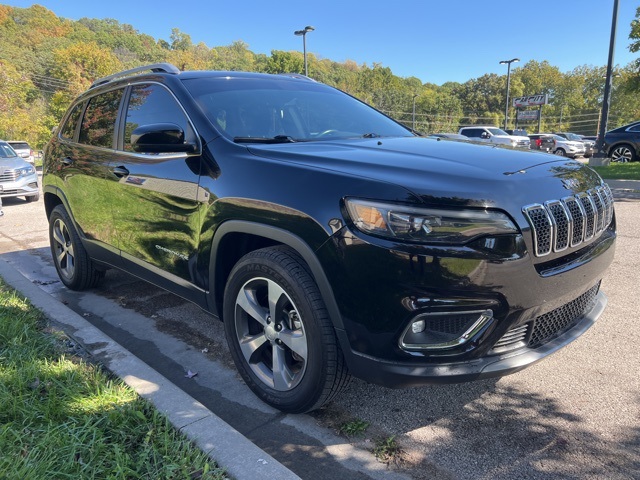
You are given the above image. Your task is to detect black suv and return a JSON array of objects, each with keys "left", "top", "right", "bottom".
[
  {"left": 43, "top": 64, "right": 616, "bottom": 413},
  {"left": 603, "top": 120, "right": 640, "bottom": 162}
]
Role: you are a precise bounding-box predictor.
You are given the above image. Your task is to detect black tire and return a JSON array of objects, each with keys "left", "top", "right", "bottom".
[
  {"left": 609, "top": 144, "right": 636, "bottom": 163},
  {"left": 223, "top": 246, "right": 350, "bottom": 413},
  {"left": 49, "top": 204, "right": 105, "bottom": 290},
  {"left": 26, "top": 193, "right": 40, "bottom": 203}
]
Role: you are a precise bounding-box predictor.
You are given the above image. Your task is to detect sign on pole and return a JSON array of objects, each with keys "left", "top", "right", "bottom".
[{"left": 512, "top": 94, "right": 549, "bottom": 108}]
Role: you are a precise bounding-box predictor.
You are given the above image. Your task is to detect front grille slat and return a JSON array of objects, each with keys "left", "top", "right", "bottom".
[{"left": 523, "top": 184, "right": 614, "bottom": 258}]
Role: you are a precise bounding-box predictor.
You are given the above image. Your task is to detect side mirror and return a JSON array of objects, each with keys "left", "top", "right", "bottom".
[
  {"left": 480, "top": 132, "right": 491, "bottom": 139},
  {"left": 131, "top": 123, "right": 197, "bottom": 153}
]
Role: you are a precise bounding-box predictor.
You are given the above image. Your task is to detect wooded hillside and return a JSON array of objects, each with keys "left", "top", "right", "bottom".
[{"left": 1, "top": 4, "right": 639, "bottom": 148}]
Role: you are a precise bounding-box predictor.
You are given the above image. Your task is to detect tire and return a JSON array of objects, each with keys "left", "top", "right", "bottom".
[
  {"left": 49, "top": 204, "right": 105, "bottom": 290},
  {"left": 554, "top": 148, "right": 566, "bottom": 156},
  {"left": 609, "top": 144, "right": 636, "bottom": 163},
  {"left": 26, "top": 193, "right": 40, "bottom": 202},
  {"left": 223, "top": 246, "right": 350, "bottom": 413}
]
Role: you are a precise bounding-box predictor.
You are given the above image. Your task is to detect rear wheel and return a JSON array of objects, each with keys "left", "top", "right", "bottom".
[
  {"left": 610, "top": 144, "right": 636, "bottom": 163},
  {"left": 223, "top": 246, "right": 349, "bottom": 413},
  {"left": 49, "top": 205, "right": 105, "bottom": 290}
]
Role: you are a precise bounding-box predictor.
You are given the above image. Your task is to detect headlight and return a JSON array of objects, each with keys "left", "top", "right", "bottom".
[
  {"left": 16, "top": 166, "right": 35, "bottom": 177},
  {"left": 344, "top": 199, "right": 518, "bottom": 244}
]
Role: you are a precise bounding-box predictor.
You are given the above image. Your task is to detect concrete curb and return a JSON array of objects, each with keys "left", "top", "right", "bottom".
[{"left": 0, "top": 258, "right": 300, "bottom": 480}]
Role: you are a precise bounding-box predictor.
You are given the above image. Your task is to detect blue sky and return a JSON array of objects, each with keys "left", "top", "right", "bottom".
[{"left": 4, "top": 1, "right": 639, "bottom": 85}]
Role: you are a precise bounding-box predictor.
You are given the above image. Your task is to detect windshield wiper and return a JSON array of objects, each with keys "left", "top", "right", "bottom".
[{"left": 233, "top": 135, "right": 297, "bottom": 144}]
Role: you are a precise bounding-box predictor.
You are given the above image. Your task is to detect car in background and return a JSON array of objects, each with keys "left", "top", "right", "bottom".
[
  {"left": 6, "top": 140, "right": 34, "bottom": 164},
  {"left": 555, "top": 132, "right": 594, "bottom": 158},
  {"left": 603, "top": 120, "right": 640, "bottom": 162},
  {"left": 458, "top": 126, "right": 530, "bottom": 149},
  {"left": 549, "top": 134, "right": 585, "bottom": 159},
  {"left": 528, "top": 134, "right": 555, "bottom": 153},
  {"left": 0, "top": 140, "right": 40, "bottom": 202},
  {"left": 505, "top": 129, "right": 528, "bottom": 137},
  {"left": 427, "top": 133, "right": 469, "bottom": 141}
]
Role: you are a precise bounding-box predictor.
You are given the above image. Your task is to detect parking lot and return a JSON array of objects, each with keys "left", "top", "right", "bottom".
[{"left": 0, "top": 183, "right": 639, "bottom": 479}]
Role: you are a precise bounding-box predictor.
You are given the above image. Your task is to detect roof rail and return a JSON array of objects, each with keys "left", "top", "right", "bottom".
[{"left": 90, "top": 63, "right": 180, "bottom": 89}]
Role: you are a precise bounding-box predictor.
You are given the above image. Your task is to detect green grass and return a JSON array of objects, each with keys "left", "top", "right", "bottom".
[
  {"left": 0, "top": 279, "right": 226, "bottom": 479},
  {"left": 592, "top": 162, "right": 640, "bottom": 180},
  {"left": 338, "top": 419, "right": 369, "bottom": 437},
  {"left": 372, "top": 435, "right": 404, "bottom": 465}
]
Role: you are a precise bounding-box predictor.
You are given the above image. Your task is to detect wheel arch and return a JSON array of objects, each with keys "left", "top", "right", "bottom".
[{"left": 208, "top": 220, "right": 345, "bottom": 331}]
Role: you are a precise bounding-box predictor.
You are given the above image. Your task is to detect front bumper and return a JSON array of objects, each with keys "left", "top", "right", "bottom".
[
  {"left": 0, "top": 174, "right": 39, "bottom": 198},
  {"left": 338, "top": 291, "right": 606, "bottom": 388}
]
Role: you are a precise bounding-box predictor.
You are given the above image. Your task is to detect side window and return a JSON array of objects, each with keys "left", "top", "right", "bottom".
[
  {"left": 628, "top": 124, "right": 640, "bottom": 133},
  {"left": 464, "top": 129, "right": 481, "bottom": 138},
  {"left": 59, "top": 102, "right": 84, "bottom": 141},
  {"left": 79, "top": 89, "right": 123, "bottom": 148},
  {"left": 124, "top": 84, "right": 195, "bottom": 153}
]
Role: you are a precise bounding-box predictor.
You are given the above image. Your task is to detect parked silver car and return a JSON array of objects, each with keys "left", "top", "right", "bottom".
[
  {"left": 550, "top": 134, "right": 586, "bottom": 158},
  {"left": 6, "top": 140, "right": 34, "bottom": 164},
  {"left": 555, "top": 132, "right": 594, "bottom": 158},
  {"left": 0, "top": 141, "right": 40, "bottom": 202}
]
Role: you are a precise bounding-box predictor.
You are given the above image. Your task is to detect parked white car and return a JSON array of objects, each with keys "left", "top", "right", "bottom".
[
  {"left": 458, "top": 126, "right": 530, "bottom": 149},
  {"left": 6, "top": 140, "right": 34, "bottom": 164}
]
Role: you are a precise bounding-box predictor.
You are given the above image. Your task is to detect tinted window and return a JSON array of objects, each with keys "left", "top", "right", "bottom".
[
  {"left": 79, "top": 89, "right": 123, "bottom": 148},
  {"left": 627, "top": 124, "right": 640, "bottom": 132},
  {"left": 8, "top": 142, "right": 30, "bottom": 150},
  {"left": 124, "top": 84, "right": 195, "bottom": 152},
  {"left": 463, "top": 128, "right": 483, "bottom": 138},
  {"left": 60, "top": 103, "right": 84, "bottom": 141}
]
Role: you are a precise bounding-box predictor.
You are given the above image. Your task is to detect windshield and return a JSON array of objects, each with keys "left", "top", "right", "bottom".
[
  {"left": 487, "top": 128, "right": 509, "bottom": 136},
  {"left": 183, "top": 77, "right": 413, "bottom": 142},
  {"left": 564, "top": 133, "right": 581, "bottom": 141},
  {"left": 0, "top": 143, "right": 18, "bottom": 158}
]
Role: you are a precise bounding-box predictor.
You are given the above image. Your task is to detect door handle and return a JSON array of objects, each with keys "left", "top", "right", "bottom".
[{"left": 112, "top": 166, "right": 130, "bottom": 178}]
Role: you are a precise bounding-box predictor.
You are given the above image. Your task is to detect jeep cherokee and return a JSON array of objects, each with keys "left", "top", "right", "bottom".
[{"left": 43, "top": 64, "right": 616, "bottom": 413}]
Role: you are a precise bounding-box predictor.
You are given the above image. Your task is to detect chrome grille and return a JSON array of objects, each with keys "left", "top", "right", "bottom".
[
  {"left": 522, "top": 184, "right": 614, "bottom": 257},
  {"left": 0, "top": 169, "right": 18, "bottom": 183}
]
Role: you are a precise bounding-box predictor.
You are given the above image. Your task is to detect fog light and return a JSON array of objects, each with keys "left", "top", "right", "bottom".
[
  {"left": 411, "top": 320, "right": 426, "bottom": 333},
  {"left": 400, "top": 310, "right": 494, "bottom": 352}
]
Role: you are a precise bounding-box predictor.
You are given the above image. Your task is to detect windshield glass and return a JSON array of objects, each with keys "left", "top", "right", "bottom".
[
  {"left": 564, "top": 133, "right": 581, "bottom": 141},
  {"left": 0, "top": 143, "right": 18, "bottom": 158},
  {"left": 183, "top": 77, "right": 413, "bottom": 142},
  {"left": 487, "top": 128, "right": 509, "bottom": 136}
]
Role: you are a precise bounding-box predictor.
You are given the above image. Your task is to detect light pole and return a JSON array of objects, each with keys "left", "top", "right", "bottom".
[
  {"left": 294, "top": 25, "right": 315, "bottom": 76},
  {"left": 499, "top": 58, "right": 520, "bottom": 130},
  {"left": 412, "top": 93, "right": 418, "bottom": 131}
]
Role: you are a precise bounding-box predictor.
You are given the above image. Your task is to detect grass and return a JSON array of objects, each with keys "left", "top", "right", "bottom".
[
  {"left": 338, "top": 419, "right": 369, "bottom": 437},
  {"left": 592, "top": 162, "right": 640, "bottom": 180},
  {"left": 0, "top": 279, "right": 227, "bottom": 479},
  {"left": 372, "top": 435, "right": 404, "bottom": 466}
]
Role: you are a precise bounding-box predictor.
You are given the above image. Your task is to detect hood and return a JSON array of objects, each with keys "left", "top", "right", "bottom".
[
  {"left": 246, "top": 136, "right": 602, "bottom": 211},
  {"left": 0, "top": 156, "right": 30, "bottom": 169}
]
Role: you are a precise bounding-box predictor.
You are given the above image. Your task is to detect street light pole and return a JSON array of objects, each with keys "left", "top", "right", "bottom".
[
  {"left": 412, "top": 93, "right": 418, "bottom": 131},
  {"left": 499, "top": 58, "right": 520, "bottom": 130},
  {"left": 592, "top": 0, "right": 619, "bottom": 165},
  {"left": 294, "top": 25, "right": 315, "bottom": 76}
]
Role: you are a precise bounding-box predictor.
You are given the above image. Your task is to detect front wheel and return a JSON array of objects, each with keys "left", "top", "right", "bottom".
[
  {"left": 555, "top": 148, "right": 566, "bottom": 156},
  {"left": 223, "top": 246, "right": 349, "bottom": 413},
  {"left": 610, "top": 144, "right": 636, "bottom": 163}
]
